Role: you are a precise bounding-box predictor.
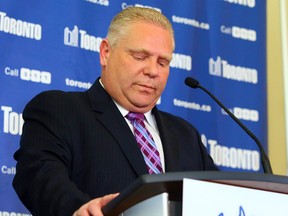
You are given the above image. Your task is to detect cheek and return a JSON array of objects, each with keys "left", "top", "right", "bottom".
[{"left": 159, "top": 71, "right": 169, "bottom": 86}]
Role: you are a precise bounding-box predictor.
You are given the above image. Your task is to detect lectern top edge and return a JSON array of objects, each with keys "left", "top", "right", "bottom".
[{"left": 102, "top": 171, "right": 288, "bottom": 216}]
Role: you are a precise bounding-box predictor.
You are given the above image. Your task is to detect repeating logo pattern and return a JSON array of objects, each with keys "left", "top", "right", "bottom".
[{"left": 0, "top": 0, "right": 267, "bottom": 214}]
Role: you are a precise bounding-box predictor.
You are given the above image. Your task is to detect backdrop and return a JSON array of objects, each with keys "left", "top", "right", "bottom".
[{"left": 0, "top": 0, "right": 266, "bottom": 214}]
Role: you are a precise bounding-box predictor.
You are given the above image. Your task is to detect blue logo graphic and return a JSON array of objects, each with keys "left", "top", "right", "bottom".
[{"left": 218, "top": 205, "right": 245, "bottom": 216}]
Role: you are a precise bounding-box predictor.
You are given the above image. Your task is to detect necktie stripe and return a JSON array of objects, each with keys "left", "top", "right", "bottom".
[
  {"left": 126, "top": 112, "right": 163, "bottom": 174},
  {"left": 134, "top": 123, "right": 154, "bottom": 144},
  {"left": 133, "top": 123, "right": 159, "bottom": 153}
]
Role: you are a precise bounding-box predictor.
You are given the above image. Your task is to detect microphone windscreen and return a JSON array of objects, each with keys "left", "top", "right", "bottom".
[{"left": 185, "top": 77, "right": 199, "bottom": 88}]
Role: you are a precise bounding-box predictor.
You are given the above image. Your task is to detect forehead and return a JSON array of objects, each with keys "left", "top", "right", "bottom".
[{"left": 121, "top": 21, "right": 174, "bottom": 53}]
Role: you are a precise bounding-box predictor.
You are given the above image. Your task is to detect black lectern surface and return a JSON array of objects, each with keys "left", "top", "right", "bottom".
[{"left": 102, "top": 171, "right": 288, "bottom": 216}]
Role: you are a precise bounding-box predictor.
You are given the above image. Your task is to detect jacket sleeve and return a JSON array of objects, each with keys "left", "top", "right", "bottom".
[{"left": 13, "top": 91, "right": 91, "bottom": 216}]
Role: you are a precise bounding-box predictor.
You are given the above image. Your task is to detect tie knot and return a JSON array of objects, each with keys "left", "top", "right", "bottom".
[{"left": 126, "top": 112, "right": 145, "bottom": 123}]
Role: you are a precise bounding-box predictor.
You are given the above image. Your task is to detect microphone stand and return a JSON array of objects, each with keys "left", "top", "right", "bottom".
[{"left": 185, "top": 77, "right": 273, "bottom": 174}]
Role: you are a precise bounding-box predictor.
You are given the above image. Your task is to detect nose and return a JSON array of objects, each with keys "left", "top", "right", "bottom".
[{"left": 144, "top": 58, "right": 159, "bottom": 77}]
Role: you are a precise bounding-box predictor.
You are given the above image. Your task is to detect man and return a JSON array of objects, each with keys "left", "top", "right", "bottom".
[{"left": 13, "top": 6, "right": 218, "bottom": 216}]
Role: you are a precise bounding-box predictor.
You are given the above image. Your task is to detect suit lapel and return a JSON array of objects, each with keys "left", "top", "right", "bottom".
[
  {"left": 87, "top": 80, "right": 148, "bottom": 177},
  {"left": 153, "top": 108, "right": 180, "bottom": 172}
]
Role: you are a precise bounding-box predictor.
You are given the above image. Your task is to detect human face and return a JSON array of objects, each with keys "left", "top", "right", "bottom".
[{"left": 100, "top": 21, "right": 174, "bottom": 113}]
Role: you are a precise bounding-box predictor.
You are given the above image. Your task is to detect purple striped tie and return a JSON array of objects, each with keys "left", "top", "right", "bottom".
[{"left": 126, "top": 112, "right": 163, "bottom": 174}]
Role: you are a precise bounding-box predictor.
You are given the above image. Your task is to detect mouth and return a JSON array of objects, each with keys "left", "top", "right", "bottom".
[
  {"left": 137, "top": 83, "right": 155, "bottom": 92},
  {"left": 139, "top": 83, "right": 154, "bottom": 88}
]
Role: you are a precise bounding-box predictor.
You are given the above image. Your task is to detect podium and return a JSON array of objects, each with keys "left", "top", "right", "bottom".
[{"left": 102, "top": 171, "right": 288, "bottom": 216}]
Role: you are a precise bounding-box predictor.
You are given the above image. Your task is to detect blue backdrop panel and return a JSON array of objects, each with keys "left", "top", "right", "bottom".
[{"left": 0, "top": 0, "right": 265, "bottom": 214}]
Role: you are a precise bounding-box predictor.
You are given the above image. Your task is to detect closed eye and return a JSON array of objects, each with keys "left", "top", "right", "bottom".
[
  {"left": 130, "top": 50, "right": 149, "bottom": 61},
  {"left": 158, "top": 58, "right": 170, "bottom": 67},
  {"left": 128, "top": 49, "right": 171, "bottom": 67}
]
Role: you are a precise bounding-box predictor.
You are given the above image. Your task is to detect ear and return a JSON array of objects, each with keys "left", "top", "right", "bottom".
[{"left": 99, "top": 39, "right": 110, "bottom": 66}]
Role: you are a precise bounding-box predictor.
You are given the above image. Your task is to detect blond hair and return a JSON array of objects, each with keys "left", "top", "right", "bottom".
[{"left": 106, "top": 6, "right": 175, "bottom": 49}]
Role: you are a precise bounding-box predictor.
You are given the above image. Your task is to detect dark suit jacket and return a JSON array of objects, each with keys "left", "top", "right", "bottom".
[{"left": 13, "top": 79, "right": 218, "bottom": 216}]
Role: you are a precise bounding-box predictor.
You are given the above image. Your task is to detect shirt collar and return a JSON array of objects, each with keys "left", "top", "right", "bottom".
[
  {"left": 99, "top": 78, "right": 156, "bottom": 129},
  {"left": 115, "top": 102, "right": 153, "bottom": 124}
]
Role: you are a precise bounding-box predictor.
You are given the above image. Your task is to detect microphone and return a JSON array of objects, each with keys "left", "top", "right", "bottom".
[{"left": 185, "top": 77, "right": 273, "bottom": 174}]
